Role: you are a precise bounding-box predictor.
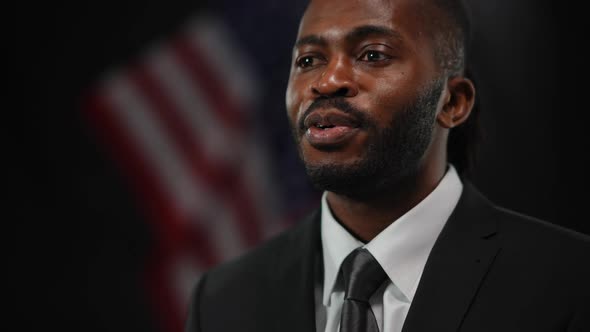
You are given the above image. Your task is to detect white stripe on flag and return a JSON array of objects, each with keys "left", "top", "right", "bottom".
[
  {"left": 105, "top": 75, "right": 247, "bottom": 259},
  {"left": 187, "top": 17, "right": 286, "bottom": 238},
  {"left": 106, "top": 75, "right": 199, "bottom": 214},
  {"left": 186, "top": 15, "right": 261, "bottom": 108},
  {"left": 171, "top": 255, "right": 204, "bottom": 309},
  {"left": 241, "top": 139, "right": 286, "bottom": 238},
  {"left": 147, "top": 47, "right": 242, "bottom": 164}
]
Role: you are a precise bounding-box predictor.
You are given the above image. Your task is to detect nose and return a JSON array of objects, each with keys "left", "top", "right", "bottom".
[{"left": 311, "top": 57, "right": 359, "bottom": 98}]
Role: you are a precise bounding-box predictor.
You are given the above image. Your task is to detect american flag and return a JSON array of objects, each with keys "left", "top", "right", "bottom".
[{"left": 83, "top": 12, "right": 315, "bottom": 332}]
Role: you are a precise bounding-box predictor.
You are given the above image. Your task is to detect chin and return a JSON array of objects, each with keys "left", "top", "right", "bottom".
[
  {"left": 300, "top": 145, "right": 365, "bottom": 167},
  {"left": 303, "top": 154, "right": 422, "bottom": 201}
]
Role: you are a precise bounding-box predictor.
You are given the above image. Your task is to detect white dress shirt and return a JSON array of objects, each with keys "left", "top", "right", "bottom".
[{"left": 315, "top": 165, "right": 463, "bottom": 332}]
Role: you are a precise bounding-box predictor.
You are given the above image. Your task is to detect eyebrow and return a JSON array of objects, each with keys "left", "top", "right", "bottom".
[
  {"left": 345, "top": 25, "right": 403, "bottom": 44},
  {"left": 294, "top": 25, "right": 403, "bottom": 49},
  {"left": 294, "top": 35, "right": 328, "bottom": 48}
]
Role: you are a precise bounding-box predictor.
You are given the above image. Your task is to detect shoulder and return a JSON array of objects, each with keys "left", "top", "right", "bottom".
[
  {"left": 492, "top": 203, "right": 589, "bottom": 254},
  {"left": 445, "top": 184, "right": 590, "bottom": 332},
  {"left": 193, "top": 208, "right": 320, "bottom": 298},
  {"left": 492, "top": 203, "right": 590, "bottom": 288},
  {"left": 185, "top": 210, "right": 320, "bottom": 331},
  {"left": 455, "top": 182, "right": 590, "bottom": 290},
  {"left": 462, "top": 181, "right": 589, "bottom": 253},
  {"left": 208, "top": 209, "right": 318, "bottom": 282},
  {"left": 475, "top": 190, "right": 590, "bottom": 293}
]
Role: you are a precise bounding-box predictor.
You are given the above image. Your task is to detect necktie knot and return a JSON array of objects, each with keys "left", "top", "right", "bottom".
[{"left": 341, "top": 248, "right": 388, "bottom": 302}]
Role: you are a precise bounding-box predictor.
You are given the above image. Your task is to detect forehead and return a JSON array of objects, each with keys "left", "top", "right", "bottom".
[{"left": 298, "top": 0, "right": 432, "bottom": 41}]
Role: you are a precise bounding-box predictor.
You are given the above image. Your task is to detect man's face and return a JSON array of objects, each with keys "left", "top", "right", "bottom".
[{"left": 286, "top": 0, "right": 446, "bottom": 198}]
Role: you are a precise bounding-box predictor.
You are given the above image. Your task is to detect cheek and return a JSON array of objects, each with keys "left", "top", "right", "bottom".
[
  {"left": 286, "top": 79, "right": 302, "bottom": 117},
  {"left": 366, "top": 75, "right": 420, "bottom": 122},
  {"left": 286, "top": 79, "right": 314, "bottom": 128}
]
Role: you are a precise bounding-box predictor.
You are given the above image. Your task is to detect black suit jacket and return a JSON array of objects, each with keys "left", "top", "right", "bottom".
[{"left": 185, "top": 183, "right": 590, "bottom": 331}]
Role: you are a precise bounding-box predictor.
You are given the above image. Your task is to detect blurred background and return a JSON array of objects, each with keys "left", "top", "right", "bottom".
[{"left": 17, "top": 0, "right": 589, "bottom": 331}]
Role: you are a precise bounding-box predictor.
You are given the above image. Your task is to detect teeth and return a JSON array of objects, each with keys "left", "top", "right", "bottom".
[{"left": 315, "top": 124, "right": 332, "bottom": 129}]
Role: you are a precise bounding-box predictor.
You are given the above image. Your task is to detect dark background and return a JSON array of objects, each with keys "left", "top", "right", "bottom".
[{"left": 17, "top": 0, "right": 589, "bottom": 331}]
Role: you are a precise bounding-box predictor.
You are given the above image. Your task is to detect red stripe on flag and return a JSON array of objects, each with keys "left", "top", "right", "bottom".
[
  {"left": 172, "top": 36, "right": 247, "bottom": 134},
  {"left": 173, "top": 35, "right": 268, "bottom": 246},
  {"left": 145, "top": 253, "right": 186, "bottom": 332},
  {"left": 82, "top": 91, "right": 218, "bottom": 264},
  {"left": 128, "top": 58, "right": 263, "bottom": 247},
  {"left": 83, "top": 91, "right": 219, "bottom": 332}
]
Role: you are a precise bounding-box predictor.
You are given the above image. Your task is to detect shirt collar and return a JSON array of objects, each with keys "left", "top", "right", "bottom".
[{"left": 320, "top": 165, "right": 463, "bottom": 305}]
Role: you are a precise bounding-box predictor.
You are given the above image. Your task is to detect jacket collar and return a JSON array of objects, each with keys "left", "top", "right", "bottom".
[{"left": 402, "top": 181, "right": 501, "bottom": 332}]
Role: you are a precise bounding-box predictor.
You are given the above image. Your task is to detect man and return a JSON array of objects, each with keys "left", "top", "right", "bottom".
[{"left": 185, "top": 0, "right": 589, "bottom": 331}]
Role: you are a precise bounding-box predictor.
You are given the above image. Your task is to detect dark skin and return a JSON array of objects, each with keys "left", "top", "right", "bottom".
[{"left": 286, "top": 0, "right": 475, "bottom": 242}]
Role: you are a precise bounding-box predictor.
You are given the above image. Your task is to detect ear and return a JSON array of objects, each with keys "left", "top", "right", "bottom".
[{"left": 437, "top": 76, "right": 476, "bottom": 129}]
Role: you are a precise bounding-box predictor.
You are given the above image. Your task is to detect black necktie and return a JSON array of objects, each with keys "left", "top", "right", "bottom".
[{"left": 340, "top": 248, "right": 388, "bottom": 332}]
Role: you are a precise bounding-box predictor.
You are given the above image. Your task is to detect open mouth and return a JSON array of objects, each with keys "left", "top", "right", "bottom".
[
  {"left": 314, "top": 123, "right": 336, "bottom": 129},
  {"left": 303, "top": 110, "right": 360, "bottom": 131},
  {"left": 302, "top": 110, "right": 362, "bottom": 148}
]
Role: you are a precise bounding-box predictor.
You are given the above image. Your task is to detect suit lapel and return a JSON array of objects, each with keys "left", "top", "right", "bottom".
[
  {"left": 402, "top": 182, "right": 501, "bottom": 332},
  {"left": 270, "top": 210, "right": 322, "bottom": 332}
]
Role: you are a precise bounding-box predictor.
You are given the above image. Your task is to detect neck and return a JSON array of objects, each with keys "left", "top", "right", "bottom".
[{"left": 326, "top": 162, "right": 446, "bottom": 242}]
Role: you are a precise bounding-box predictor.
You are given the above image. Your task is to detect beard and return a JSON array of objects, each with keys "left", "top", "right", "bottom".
[{"left": 294, "top": 79, "right": 444, "bottom": 201}]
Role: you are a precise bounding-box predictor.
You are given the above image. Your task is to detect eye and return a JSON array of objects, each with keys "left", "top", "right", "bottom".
[
  {"left": 297, "top": 56, "right": 315, "bottom": 68},
  {"left": 359, "top": 50, "right": 391, "bottom": 62},
  {"left": 296, "top": 55, "right": 324, "bottom": 69}
]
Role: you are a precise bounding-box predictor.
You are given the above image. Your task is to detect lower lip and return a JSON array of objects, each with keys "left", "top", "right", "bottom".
[{"left": 305, "top": 126, "right": 360, "bottom": 148}]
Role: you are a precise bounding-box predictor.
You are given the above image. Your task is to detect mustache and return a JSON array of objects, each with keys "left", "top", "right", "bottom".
[{"left": 298, "top": 97, "right": 370, "bottom": 132}]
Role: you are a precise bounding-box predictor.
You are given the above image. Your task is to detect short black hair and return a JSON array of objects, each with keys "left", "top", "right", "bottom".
[
  {"left": 430, "top": 0, "right": 481, "bottom": 177},
  {"left": 431, "top": 0, "right": 471, "bottom": 76}
]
